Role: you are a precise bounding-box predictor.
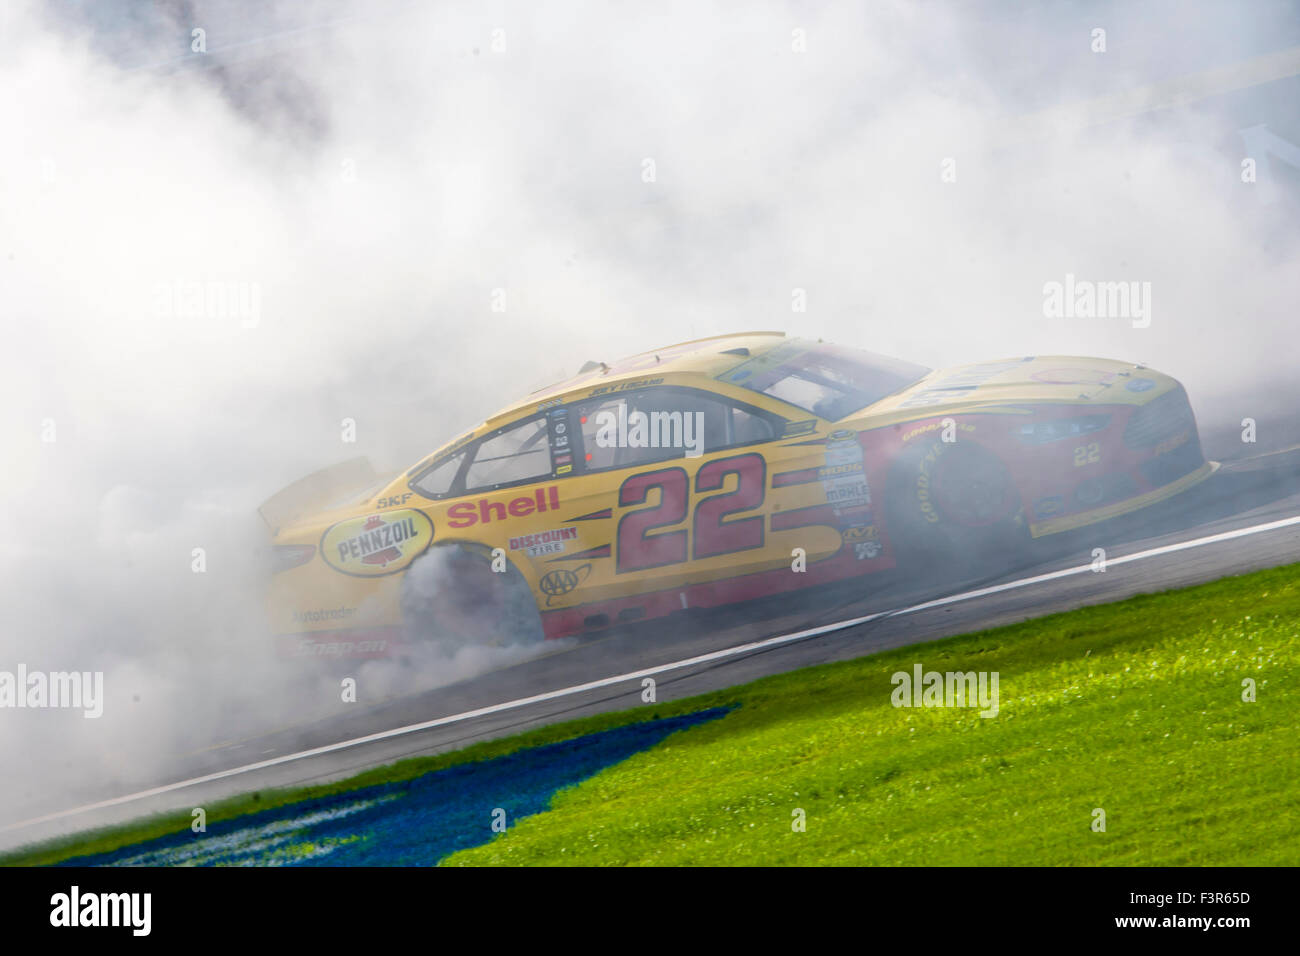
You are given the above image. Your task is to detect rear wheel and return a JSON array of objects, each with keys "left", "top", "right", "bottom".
[
  {"left": 885, "top": 438, "right": 1029, "bottom": 584},
  {"left": 399, "top": 543, "right": 544, "bottom": 649}
]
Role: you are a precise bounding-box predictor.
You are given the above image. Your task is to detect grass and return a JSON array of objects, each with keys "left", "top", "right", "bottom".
[
  {"left": 5, "top": 562, "right": 1299, "bottom": 866},
  {"left": 443, "top": 563, "right": 1300, "bottom": 865}
]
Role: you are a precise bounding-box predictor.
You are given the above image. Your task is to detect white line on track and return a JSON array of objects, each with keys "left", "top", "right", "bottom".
[{"left": 7, "top": 512, "right": 1300, "bottom": 835}]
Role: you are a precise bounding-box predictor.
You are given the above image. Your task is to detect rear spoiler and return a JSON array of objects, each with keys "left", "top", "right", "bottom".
[{"left": 258, "top": 456, "right": 378, "bottom": 534}]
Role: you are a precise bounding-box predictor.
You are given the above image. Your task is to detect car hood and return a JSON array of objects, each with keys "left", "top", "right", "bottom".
[{"left": 860, "top": 355, "right": 1177, "bottom": 421}]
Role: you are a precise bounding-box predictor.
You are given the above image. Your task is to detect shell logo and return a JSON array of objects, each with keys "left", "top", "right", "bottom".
[{"left": 320, "top": 509, "right": 434, "bottom": 577}]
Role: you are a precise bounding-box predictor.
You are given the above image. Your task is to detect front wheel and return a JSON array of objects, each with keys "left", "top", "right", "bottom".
[
  {"left": 399, "top": 543, "right": 544, "bottom": 649},
  {"left": 885, "top": 438, "right": 1029, "bottom": 585}
]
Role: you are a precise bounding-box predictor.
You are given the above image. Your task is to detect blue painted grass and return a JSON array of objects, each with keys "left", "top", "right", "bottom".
[{"left": 60, "top": 707, "right": 731, "bottom": 867}]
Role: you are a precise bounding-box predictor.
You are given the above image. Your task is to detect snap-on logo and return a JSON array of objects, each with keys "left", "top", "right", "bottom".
[
  {"left": 320, "top": 509, "right": 434, "bottom": 577},
  {"left": 447, "top": 486, "right": 561, "bottom": 528}
]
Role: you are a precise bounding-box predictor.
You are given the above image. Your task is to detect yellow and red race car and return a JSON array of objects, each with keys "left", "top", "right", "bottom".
[{"left": 262, "top": 332, "right": 1212, "bottom": 657}]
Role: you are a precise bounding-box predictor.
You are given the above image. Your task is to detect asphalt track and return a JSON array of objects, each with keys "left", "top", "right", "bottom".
[{"left": 6, "top": 440, "right": 1300, "bottom": 849}]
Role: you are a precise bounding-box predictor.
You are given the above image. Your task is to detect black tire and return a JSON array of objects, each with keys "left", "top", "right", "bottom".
[
  {"left": 399, "top": 543, "right": 544, "bottom": 649},
  {"left": 884, "top": 437, "right": 1029, "bottom": 584}
]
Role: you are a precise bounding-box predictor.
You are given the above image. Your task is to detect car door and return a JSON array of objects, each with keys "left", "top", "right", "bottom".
[
  {"left": 427, "top": 410, "right": 574, "bottom": 572},
  {"left": 557, "top": 384, "right": 807, "bottom": 611}
]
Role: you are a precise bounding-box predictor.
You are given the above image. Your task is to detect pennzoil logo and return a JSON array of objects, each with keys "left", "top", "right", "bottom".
[{"left": 321, "top": 509, "right": 434, "bottom": 577}]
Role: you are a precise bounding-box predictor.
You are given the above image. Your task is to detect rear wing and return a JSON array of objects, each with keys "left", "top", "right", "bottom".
[{"left": 258, "top": 456, "right": 378, "bottom": 534}]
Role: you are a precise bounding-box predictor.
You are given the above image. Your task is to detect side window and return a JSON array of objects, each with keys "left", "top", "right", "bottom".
[
  {"left": 409, "top": 449, "right": 467, "bottom": 498},
  {"left": 463, "top": 415, "right": 552, "bottom": 491},
  {"left": 731, "top": 406, "right": 779, "bottom": 445},
  {"left": 576, "top": 388, "right": 782, "bottom": 472}
]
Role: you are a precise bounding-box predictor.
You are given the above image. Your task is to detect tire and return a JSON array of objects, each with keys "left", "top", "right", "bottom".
[
  {"left": 885, "top": 437, "right": 1029, "bottom": 583},
  {"left": 399, "top": 543, "right": 544, "bottom": 649}
]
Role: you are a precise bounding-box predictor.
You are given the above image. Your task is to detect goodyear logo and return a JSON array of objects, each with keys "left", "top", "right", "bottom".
[{"left": 321, "top": 509, "right": 434, "bottom": 577}]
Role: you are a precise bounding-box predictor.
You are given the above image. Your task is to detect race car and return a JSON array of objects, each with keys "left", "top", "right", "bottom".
[{"left": 262, "top": 332, "right": 1213, "bottom": 657}]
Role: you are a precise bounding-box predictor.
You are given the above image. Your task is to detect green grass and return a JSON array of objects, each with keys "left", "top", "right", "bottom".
[
  {"left": 6, "top": 563, "right": 1299, "bottom": 866},
  {"left": 444, "top": 564, "right": 1300, "bottom": 865}
]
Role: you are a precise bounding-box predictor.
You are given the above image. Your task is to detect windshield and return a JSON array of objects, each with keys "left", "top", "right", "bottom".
[{"left": 720, "top": 339, "right": 931, "bottom": 420}]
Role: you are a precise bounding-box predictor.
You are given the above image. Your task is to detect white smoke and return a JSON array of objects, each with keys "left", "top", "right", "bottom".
[{"left": 1, "top": 0, "right": 1297, "bottom": 841}]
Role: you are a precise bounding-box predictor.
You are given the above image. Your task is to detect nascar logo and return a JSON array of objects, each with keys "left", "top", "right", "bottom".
[{"left": 321, "top": 509, "right": 434, "bottom": 577}]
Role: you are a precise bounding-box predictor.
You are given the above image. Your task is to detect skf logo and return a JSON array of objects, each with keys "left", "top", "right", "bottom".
[
  {"left": 447, "top": 487, "right": 561, "bottom": 528},
  {"left": 320, "top": 509, "right": 434, "bottom": 577}
]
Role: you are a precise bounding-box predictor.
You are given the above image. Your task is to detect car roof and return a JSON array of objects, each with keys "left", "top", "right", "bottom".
[
  {"left": 487, "top": 330, "right": 791, "bottom": 425},
  {"left": 401, "top": 332, "right": 795, "bottom": 481}
]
